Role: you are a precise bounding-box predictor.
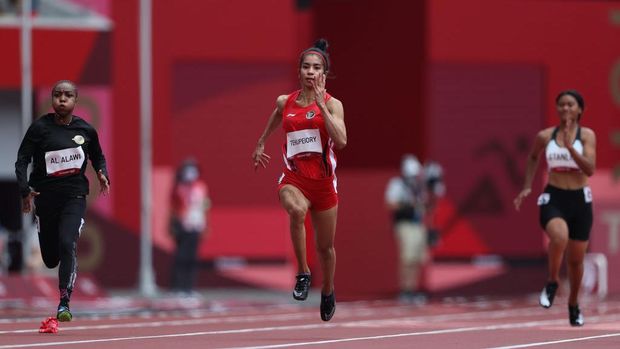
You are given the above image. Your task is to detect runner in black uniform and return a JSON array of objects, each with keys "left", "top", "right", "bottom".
[{"left": 15, "top": 80, "right": 110, "bottom": 322}]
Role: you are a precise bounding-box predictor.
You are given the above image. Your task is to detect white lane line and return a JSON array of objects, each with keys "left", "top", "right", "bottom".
[
  {"left": 5, "top": 300, "right": 615, "bottom": 336},
  {"left": 218, "top": 315, "right": 620, "bottom": 349},
  {"left": 484, "top": 332, "right": 620, "bottom": 348},
  {"left": 0, "top": 323, "right": 336, "bottom": 348},
  {"left": 0, "top": 312, "right": 315, "bottom": 334},
  {"left": 0, "top": 305, "right": 561, "bottom": 334},
  {"left": 2, "top": 314, "right": 620, "bottom": 349}
]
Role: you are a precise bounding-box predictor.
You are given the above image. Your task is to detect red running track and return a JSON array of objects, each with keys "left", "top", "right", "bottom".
[{"left": 1, "top": 295, "right": 620, "bottom": 348}]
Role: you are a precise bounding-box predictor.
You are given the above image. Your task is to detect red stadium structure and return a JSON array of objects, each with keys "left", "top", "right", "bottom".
[{"left": 0, "top": 0, "right": 618, "bottom": 301}]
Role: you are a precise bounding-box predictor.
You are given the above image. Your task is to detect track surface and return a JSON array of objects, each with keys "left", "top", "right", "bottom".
[{"left": 1, "top": 294, "right": 619, "bottom": 348}]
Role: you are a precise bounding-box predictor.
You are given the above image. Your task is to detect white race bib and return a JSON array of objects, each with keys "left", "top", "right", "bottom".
[
  {"left": 537, "top": 193, "right": 550, "bottom": 206},
  {"left": 45, "top": 146, "right": 85, "bottom": 177},
  {"left": 583, "top": 187, "right": 593, "bottom": 203},
  {"left": 286, "top": 129, "right": 322, "bottom": 158}
]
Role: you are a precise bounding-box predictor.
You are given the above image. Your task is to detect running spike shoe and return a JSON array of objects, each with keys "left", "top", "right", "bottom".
[{"left": 293, "top": 273, "right": 311, "bottom": 301}]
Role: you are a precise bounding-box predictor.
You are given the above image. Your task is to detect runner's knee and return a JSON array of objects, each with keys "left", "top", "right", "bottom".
[{"left": 286, "top": 204, "right": 307, "bottom": 223}]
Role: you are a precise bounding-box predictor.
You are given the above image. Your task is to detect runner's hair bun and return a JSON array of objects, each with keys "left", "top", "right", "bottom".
[{"left": 314, "top": 38, "right": 329, "bottom": 52}]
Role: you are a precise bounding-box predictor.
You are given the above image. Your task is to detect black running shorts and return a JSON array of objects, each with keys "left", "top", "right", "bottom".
[{"left": 538, "top": 184, "right": 593, "bottom": 241}]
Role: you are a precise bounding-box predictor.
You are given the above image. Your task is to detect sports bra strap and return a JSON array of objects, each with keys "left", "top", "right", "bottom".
[
  {"left": 551, "top": 127, "right": 559, "bottom": 140},
  {"left": 551, "top": 126, "right": 581, "bottom": 141}
]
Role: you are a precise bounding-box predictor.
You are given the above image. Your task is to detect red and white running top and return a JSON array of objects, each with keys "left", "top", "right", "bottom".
[{"left": 281, "top": 90, "right": 337, "bottom": 179}]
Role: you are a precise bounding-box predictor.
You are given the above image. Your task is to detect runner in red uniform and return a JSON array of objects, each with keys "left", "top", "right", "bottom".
[{"left": 252, "top": 39, "right": 346, "bottom": 321}]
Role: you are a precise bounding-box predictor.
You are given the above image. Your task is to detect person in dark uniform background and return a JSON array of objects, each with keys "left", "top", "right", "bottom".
[
  {"left": 15, "top": 80, "right": 110, "bottom": 323},
  {"left": 514, "top": 90, "right": 596, "bottom": 327}
]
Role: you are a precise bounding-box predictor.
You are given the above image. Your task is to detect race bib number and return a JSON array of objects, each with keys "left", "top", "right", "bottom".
[
  {"left": 286, "top": 129, "right": 322, "bottom": 158},
  {"left": 537, "top": 193, "right": 550, "bottom": 206},
  {"left": 583, "top": 187, "right": 593, "bottom": 203},
  {"left": 45, "top": 146, "right": 85, "bottom": 177}
]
